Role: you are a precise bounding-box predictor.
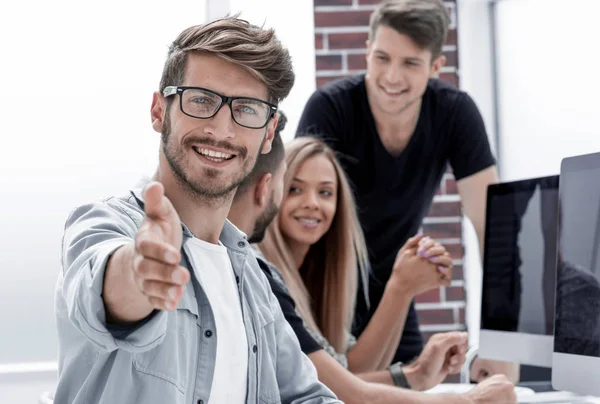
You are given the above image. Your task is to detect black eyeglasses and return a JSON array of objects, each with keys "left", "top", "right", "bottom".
[{"left": 163, "top": 86, "right": 278, "bottom": 129}]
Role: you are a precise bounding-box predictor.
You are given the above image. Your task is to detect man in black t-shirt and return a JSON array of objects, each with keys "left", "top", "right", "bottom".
[
  {"left": 227, "top": 113, "right": 517, "bottom": 404},
  {"left": 296, "top": 0, "right": 502, "bottom": 375}
]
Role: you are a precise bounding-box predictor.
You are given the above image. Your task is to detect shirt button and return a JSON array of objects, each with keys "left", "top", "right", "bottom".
[
  {"left": 253, "top": 345, "right": 258, "bottom": 353},
  {"left": 204, "top": 330, "right": 213, "bottom": 338},
  {"left": 237, "top": 241, "right": 245, "bottom": 248},
  {"left": 197, "top": 400, "right": 204, "bottom": 404},
  {"left": 235, "top": 275, "right": 240, "bottom": 284}
]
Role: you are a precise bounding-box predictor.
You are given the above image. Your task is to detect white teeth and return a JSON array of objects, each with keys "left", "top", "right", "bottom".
[
  {"left": 197, "top": 148, "right": 232, "bottom": 159},
  {"left": 298, "top": 218, "right": 318, "bottom": 224}
]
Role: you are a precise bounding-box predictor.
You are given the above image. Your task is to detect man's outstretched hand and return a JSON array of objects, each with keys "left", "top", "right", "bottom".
[{"left": 132, "top": 182, "right": 190, "bottom": 311}]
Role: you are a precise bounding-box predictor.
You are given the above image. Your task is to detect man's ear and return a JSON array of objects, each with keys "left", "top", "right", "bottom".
[
  {"left": 365, "top": 39, "right": 372, "bottom": 64},
  {"left": 151, "top": 91, "right": 166, "bottom": 133},
  {"left": 254, "top": 172, "right": 272, "bottom": 208},
  {"left": 261, "top": 114, "right": 279, "bottom": 154},
  {"left": 429, "top": 54, "right": 447, "bottom": 78}
]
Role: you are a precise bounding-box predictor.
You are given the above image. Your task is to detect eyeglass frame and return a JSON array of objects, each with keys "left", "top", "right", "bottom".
[{"left": 162, "top": 85, "right": 278, "bottom": 129}]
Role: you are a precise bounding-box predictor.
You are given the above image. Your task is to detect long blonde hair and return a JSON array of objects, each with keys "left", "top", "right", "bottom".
[{"left": 258, "top": 137, "right": 370, "bottom": 353}]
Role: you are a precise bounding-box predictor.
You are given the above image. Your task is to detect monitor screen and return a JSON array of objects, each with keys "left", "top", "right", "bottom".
[
  {"left": 481, "top": 175, "right": 559, "bottom": 336},
  {"left": 553, "top": 151, "right": 600, "bottom": 396},
  {"left": 479, "top": 176, "right": 559, "bottom": 369},
  {"left": 554, "top": 160, "right": 600, "bottom": 357}
]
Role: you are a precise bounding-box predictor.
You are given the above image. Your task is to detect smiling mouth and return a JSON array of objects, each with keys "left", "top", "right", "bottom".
[
  {"left": 294, "top": 217, "right": 321, "bottom": 226},
  {"left": 192, "top": 147, "right": 236, "bottom": 163},
  {"left": 381, "top": 87, "right": 408, "bottom": 96}
]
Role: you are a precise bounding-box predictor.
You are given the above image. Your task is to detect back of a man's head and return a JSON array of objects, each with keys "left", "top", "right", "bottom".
[{"left": 234, "top": 111, "right": 287, "bottom": 200}]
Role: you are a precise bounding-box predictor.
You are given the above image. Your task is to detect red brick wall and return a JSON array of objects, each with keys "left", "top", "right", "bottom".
[{"left": 313, "top": 0, "right": 467, "bottom": 347}]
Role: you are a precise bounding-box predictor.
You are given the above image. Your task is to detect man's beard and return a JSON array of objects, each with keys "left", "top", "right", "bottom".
[
  {"left": 249, "top": 194, "right": 279, "bottom": 244},
  {"left": 161, "top": 110, "right": 265, "bottom": 201}
]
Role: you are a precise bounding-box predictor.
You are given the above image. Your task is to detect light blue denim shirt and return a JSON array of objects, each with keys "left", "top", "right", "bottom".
[{"left": 54, "top": 187, "right": 341, "bottom": 404}]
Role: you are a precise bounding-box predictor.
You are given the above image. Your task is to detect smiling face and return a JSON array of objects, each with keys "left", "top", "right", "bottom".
[
  {"left": 152, "top": 52, "right": 276, "bottom": 199},
  {"left": 279, "top": 154, "right": 338, "bottom": 249},
  {"left": 365, "top": 25, "right": 444, "bottom": 116}
]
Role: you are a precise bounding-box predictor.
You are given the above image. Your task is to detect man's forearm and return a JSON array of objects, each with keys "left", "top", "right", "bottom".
[
  {"left": 456, "top": 165, "right": 499, "bottom": 257},
  {"left": 363, "top": 382, "right": 473, "bottom": 404},
  {"left": 310, "top": 350, "right": 473, "bottom": 404},
  {"left": 103, "top": 243, "right": 154, "bottom": 323}
]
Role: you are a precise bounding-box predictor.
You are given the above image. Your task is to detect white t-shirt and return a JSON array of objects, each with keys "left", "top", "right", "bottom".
[{"left": 185, "top": 237, "right": 248, "bottom": 404}]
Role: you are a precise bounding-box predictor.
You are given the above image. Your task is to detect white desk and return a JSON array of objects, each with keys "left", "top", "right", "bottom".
[
  {"left": 425, "top": 383, "right": 600, "bottom": 404},
  {"left": 518, "top": 391, "right": 600, "bottom": 403}
]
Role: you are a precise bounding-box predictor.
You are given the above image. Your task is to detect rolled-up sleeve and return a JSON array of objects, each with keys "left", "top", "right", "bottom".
[
  {"left": 60, "top": 199, "right": 168, "bottom": 353},
  {"left": 266, "top": 279, "right": 342, "bottom": 403}
]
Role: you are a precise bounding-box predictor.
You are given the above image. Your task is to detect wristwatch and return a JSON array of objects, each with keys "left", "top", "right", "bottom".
[{"left": 389, "top": 361, "right": 411, "bottom": 389}]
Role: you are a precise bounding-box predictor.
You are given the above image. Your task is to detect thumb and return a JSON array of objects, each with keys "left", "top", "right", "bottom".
[
  {"left": 400, "top": 234, "right": 425, "bottom": 253},
  {"left": 143, "top": 181, "right": 176, "bottom": 221},
  {"left": 438, "top": 332, "right": 469, "bottom": 355}
]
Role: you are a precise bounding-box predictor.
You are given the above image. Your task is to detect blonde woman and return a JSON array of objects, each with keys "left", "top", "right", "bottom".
[{"left": 258, "top": 137, "right": 456, "bottom": 378}]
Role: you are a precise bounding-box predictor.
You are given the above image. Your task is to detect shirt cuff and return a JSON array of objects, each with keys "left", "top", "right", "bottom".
[{"left": 67, "top": 238, "right": 168, "bottom": 353}]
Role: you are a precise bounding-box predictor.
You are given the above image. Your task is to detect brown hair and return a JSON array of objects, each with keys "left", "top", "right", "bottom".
[
  {"left": 369, "top": 0, "right": 450, "bottom": 60},
  {"left": 258, "top": 137, "right": 370, "bottom": 353},
  {"left": 159, "top": 16, "right": 295, "bottom": 104}
]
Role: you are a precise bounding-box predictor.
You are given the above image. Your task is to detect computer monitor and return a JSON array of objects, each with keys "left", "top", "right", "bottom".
[
  {"left": 479, "top": 175, "right": 559, "bottom": 368},
  {"left": 552, "top": 152, "right": 600, "bottom": 396}
]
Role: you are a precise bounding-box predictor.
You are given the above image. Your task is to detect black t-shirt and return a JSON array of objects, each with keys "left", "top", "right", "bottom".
[
  {"left": 256, "top": 257, "right": 323, "bottom": 355},
  {"left": 296, "top": 75, "right": 495, "bottom": 362}
]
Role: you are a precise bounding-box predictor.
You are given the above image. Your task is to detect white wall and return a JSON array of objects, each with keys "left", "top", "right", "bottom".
[
  {"left": 495, "top": 0, "right": 600, "bottom": 181},
  {"left": 0, "top": 0, "right": 315, "bottom": 399},
  {"left": 0, "top": 365, "right": 57, "bottom": 404},
  {"left": 459, "top": 0, "right": 600, "bottom": 348},
  {"left": 0, "top": 0, "right": 206, "bottom": 400},
  {"left": 457, "top": 0, "right": 497, "bottom": 347},
  {"left": 212, "top": 0, "right": 317, "bottom": 142}
]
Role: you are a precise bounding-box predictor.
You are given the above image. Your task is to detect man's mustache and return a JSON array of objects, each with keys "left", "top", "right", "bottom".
[{"left": 184, "top": 136, "right": 247, "bottom": 158}]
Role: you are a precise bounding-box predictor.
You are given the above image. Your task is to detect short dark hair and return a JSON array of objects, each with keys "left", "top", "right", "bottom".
[
  {"left": 234, "top": 111, "right": 287, "bottom": 198},
  {"left": 160, "top": 16, "right": 295, "bottom": 104},
  {"left": 369, "top": 0, "right": 450, "bottom": 60}
]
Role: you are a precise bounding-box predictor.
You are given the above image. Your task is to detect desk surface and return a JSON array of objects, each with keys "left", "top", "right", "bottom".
[
  {"left": 426, "top": 383, "right": 600, "bottom": 404},
  {"left": 517, "top": 391, "right": 600, "bottom": 403}
]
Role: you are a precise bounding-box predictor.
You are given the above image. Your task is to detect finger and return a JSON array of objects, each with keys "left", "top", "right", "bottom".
[
  {"left": 440, "top": 274, "right": 452, "bottom": 286},
  {"left": 447, "top": 351, "right": 467, "bottom": 372},
  {"left": 402, "top": 234, "right": 426, "bottom": 251},
  {"left": 436, "top": 264, "right": 453, "bottom": 278},
  {"left": 417, "top": 238, "right": 436, "bottom": 255},
  {"left": 135, "top": 236, "right": 181, "bottom": 265},
  {"left": 143, "top": 181, "right": 177, "bottom": 222},
  {"left": 423, "top": 247, "right": 448, "bottom": 260},
  {"left": 134, "top": 256, "right": 190, "bottom": 285},
  {"left": 447, "top": 363, "right": 462, "bottom": 374},
  {"left": 141, "top": 279, "right": 185, "bottom": 304},
  {"left": 427, "top": 255, "right": 453, "bottom": 269},
  {"left": 402, "top": 247, "right": 417, "bottom": 257},
  {"left": 437, "top": 332, "right": 469, "bottom": 353},
  {"left": 430, "top": 254, "right": 453, "bottom": 267},
  {"left": 148, "top": 296, "right": 179, "bottom": 311}
]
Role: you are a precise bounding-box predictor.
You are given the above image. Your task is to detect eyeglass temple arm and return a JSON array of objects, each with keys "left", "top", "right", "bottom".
[{"left": 162, "top": 86, "right": 178, "bottom": 97}]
